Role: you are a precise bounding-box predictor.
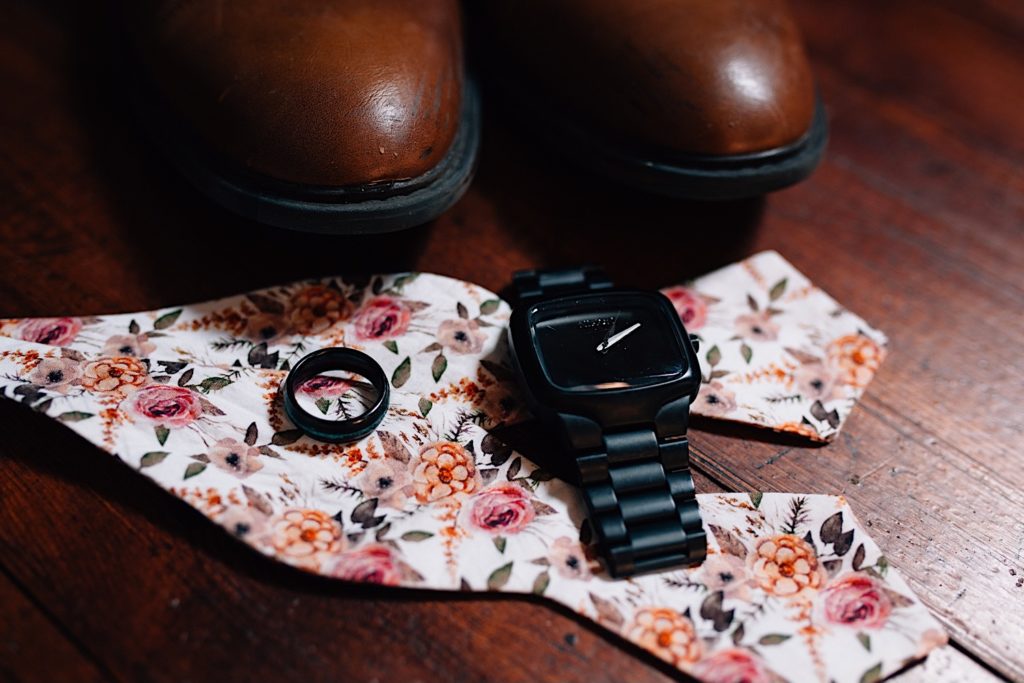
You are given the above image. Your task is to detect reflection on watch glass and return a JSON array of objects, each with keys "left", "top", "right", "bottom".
[{"left": 532, "top": 296, "right": 687, "bottom": 392}]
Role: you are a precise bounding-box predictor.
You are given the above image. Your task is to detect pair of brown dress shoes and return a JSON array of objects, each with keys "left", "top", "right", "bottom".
[{"left": 124, "top": 0, "right": 826, "bottom": 234}]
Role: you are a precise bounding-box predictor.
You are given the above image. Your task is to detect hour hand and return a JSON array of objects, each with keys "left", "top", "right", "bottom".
[{"left": 596, "top": 322, "right": 641, "bottom": 353}]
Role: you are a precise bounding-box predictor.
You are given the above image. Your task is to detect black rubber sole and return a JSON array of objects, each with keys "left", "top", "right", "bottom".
[
  {"left": 138, "top": 79, "right": 481, "bottom": 235},
  {"left": 550, "top": 97, "right": 829, "bottom": 200}
]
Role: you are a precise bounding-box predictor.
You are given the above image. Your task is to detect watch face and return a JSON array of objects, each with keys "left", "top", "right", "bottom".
[{"left": 530, "top": 292, "right": 689, "bottom": 393}]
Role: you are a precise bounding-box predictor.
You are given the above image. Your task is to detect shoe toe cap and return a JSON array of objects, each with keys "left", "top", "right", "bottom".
[
  {"left": 139, "top": 2, "right": 464, "bottom": 187},
  {"left": 610, "top": 5, "right": 818, "bottom": 156},
  {"left": 685, "top": 44, "right": 817, "bottom": 156},
  {"left": 489, "top": 0, "right": 817, "bottom": 158}
]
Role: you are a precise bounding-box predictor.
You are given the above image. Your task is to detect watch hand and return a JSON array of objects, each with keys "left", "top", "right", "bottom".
[
  {"left": 596, "top": 322, "right": 641, "bottom": 353},
  {"left": 599, "top": 312, "right": 620, "bottom": 348}
]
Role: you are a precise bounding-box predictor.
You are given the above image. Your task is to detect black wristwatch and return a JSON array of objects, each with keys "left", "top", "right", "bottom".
[{"left": 507, "top": 266, "right": 707, "bottom": 577}]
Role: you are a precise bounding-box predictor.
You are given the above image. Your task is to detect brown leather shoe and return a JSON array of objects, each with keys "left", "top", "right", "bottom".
[
  {"left": 473, "top": 0, "right": 826, "bottom": 199},
  {"left": 122, "top": 0, "right": 478, "bottom": 233}
]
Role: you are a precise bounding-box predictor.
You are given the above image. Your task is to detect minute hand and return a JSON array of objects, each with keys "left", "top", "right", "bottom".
[{"left": 596, "top": 322, "right": 641, "bottom": 353}]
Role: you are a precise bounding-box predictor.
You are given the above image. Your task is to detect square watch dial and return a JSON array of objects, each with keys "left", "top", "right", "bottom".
[{"left": 530, "top": 293, "right": 688, "bottom": 392}]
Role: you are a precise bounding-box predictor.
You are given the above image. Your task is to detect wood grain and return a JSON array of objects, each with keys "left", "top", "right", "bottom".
[
  {"left": 897, "top": 645, "right": 1004, "bottom": 683},
  {"left": 0, "top": 571, "right": 108, "bottom": 683},
  {"left": 1, "top": 0, "right": 1021, "bottom": 681}
]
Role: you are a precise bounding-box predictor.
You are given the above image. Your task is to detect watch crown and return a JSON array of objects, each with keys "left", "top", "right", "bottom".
[{"left": 689, "top": 333, "right": 700, "bottom": 353}]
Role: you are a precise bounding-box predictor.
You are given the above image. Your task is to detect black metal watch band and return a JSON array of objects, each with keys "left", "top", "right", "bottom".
[
  {"left": 511, "top": 266, "right": 707, "bottom": 577},
  {"left": 577, "top": 419, "right": 706, "bottom": 577},
  {"left": 512, "top": 265, "right": 613, "bottom": 301}
]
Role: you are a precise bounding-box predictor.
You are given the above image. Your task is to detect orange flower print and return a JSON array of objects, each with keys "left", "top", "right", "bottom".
[
  {"left": 748, "top": 534, "right": 825, "bottom": 598},
  {"left": 81, "top": 356, "right": 147, "bottom": 393},
  {"left": 776, "top": 421, "right": 820, "bottom": 440},
  {"left": 827, "top": 334, "right": 883, "bottom": 388},
  {"left": 626, "top": 608, "right": 701, "bottom": 667},
  {"left": 267, "top": 508, "right": 344, "bottom": 570},
  {"left": 288, "top": 285, "right": 353, "bottom": 335},
  {"left": 412, "top": 441, "right": 480, "bottom": 503}
]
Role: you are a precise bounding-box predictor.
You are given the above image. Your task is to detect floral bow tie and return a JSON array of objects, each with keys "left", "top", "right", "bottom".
[{"left": 0, "top": 251, "right": 943, "bottom": 682}]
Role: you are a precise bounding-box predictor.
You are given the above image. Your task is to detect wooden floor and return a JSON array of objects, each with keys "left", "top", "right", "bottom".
[{"left": 1, "top": 1, "right": 1022, "bottom": 681}]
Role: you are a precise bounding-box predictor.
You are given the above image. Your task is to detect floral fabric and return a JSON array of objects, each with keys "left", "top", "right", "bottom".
[
  {"left": 669, "top": 251, "right": 888, "bottom": 442},
  {"left": 0, "top": 256, "right": 941, "bottom": 682}
]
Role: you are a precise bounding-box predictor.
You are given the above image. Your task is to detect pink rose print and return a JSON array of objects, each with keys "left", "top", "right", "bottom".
[
  {"left": 436, "top": 319, "right": 486, "bottom": 354},
  {"left": 298, "top": 374, "right": 352, "bottom": 398},
  {"left": 352, "top": 296, "right": 412, "bottom": 340},
  {"left": 819, "top": 572, "right": 893, "bottom": 630},
  {"left": 469, "top": 483, "right": 536, "bottom": 535},
  {"left": 129, "top": 385, "right": 202, "bottom": 427},
  {"left": 661, "top": 286, "right": 707, "bottom": 331},
  {"left": 328, "top": 544, "right": 402, "bottom": 585},
  {"left": 19, "top": 317, "right": 82, "bottom": 347},
  {"left": 690, "top": 648, "right": 778, "bottom": 683}
]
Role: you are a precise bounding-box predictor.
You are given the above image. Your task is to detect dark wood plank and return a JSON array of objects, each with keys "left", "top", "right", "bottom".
[
  {"left": 0, "top": 570, "right": 108, "bottom": 683},
  {"left": 898, "top": 645, "right": 1005, "bottom": 683},
  {"left": 793, "top": 0, "right": 1024, "bottom": 165}
]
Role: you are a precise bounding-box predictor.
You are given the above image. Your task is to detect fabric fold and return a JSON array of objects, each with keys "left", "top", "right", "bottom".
[{"left": 0, "top": 254, "right": 939, "bottom": 683}]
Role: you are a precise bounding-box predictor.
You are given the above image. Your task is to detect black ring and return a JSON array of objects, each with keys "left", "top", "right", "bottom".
[{"left": 283, "top": 348, "right": 390, "bottom": 444}]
